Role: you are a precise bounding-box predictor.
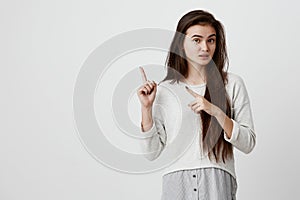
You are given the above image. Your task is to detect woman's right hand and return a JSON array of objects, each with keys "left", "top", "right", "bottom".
[{"left": 137, "top": 66, "right": 157, "bottom": 109}]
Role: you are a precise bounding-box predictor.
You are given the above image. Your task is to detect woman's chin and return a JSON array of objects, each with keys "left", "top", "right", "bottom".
[{"left": 191, "top": 59, "right": 211, "bottom": 66}]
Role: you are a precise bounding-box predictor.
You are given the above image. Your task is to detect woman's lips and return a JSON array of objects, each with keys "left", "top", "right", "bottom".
[{"left": 199, "top": 55, "right": 209, "bottom": 59}]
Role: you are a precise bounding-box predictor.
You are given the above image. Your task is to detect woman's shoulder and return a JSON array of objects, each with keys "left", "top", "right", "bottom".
[
  {"left": 155, "top": 80, "right": 182, "bottom": 101},
  {"left": 158, "top": 79, "right": 177, "bottom": 86},
  {"left": 226, "top": 72, "right": 248, "bottom": 91},
  {"left": 226, "top": 72, "right": 250, "bottom": 105},
  {"left": 157, "top": 79, "right": 181, "bottom": 90},
  {"left": 227, "top": 72, "right": 245, "bottom": 85}
]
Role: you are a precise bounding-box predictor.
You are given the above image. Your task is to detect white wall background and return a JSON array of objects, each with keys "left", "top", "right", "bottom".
[{"left": 1, "top": 0, "right": 300, "bottom": 199}]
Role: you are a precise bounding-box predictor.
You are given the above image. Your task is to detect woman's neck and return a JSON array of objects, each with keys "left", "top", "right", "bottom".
[{"left": 184, "top": 63, "right": 207, "bottom": 85}]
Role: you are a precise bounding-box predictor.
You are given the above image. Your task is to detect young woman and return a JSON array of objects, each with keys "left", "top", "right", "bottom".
[{"left": 137, "top": 10, "right": 256, "bottom": 200}]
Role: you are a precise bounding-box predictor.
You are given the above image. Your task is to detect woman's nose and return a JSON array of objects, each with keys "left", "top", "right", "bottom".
[{"left": 200, "top": 41, "right": 208, "bottom": 51}]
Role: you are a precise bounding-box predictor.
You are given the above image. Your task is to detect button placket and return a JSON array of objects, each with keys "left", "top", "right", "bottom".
[{"left": 192, "top": 171, "right": 198, "bottom": 197}]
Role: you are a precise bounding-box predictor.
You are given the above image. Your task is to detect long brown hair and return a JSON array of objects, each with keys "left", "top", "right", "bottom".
[{"left": 163, "top": 10, "right": 233, "bottom": 163}]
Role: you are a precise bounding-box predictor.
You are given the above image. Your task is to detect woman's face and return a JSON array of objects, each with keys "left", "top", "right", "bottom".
[{"left": 183, "top": 24, "right": 216, "bottom": 67}]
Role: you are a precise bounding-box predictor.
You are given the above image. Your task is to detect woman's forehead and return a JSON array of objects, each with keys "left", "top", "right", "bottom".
[{"left": 186, "top": 24, "right": 216, "bottom": 37}]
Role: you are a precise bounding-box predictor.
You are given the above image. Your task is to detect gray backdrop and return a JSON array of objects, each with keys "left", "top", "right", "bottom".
[{"left": 1, "top": 0, "right": 299, "bottom": 199}]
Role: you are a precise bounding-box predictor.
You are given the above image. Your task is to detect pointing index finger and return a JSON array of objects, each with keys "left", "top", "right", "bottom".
[{"left": 139, "top": 66, "right": 148, "bottom": 83}]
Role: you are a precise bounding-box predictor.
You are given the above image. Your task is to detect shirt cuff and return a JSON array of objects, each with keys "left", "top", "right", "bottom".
[
  {"left": 140, "top": 122, "right": 156, "bottom": 138},
  {"left": 224, "top": 119, "right": 239, "bottom": 143}
]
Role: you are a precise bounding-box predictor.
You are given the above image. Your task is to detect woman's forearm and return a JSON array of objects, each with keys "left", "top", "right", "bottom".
[
  {"left": 214, "top": 107, "right": 233, "bottom": 139},
  {"left": 141, "top": 107, "right": 153, "bottom": 132}
]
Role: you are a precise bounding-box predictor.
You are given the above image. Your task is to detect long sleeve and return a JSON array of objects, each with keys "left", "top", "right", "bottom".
[
  {"left": 139, "top": 89, "right": 167, "bottom": 161},
  {"left": 224, "top": 76, "right": 256, "bottom": 154}
]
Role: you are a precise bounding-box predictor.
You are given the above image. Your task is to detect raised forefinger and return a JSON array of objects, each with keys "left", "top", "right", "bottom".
[{"left": 139, "top": 66, "right": 148, "bottom": 83}]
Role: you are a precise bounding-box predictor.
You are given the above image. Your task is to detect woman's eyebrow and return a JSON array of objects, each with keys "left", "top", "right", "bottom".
[{"left": 191, "top": 34, "right": 216, "bottom": 38}]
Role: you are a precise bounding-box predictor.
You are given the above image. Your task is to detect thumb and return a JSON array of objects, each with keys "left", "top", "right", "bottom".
[{"left": 150, "top": 81, "right": 157, "bottom": 94}]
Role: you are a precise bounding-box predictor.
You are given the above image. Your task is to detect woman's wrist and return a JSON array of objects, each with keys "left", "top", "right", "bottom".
[{"left": 141, "top": 105, "right": 152, "bottom": 112}]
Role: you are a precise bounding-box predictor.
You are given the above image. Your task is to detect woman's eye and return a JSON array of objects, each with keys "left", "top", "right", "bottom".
[
  {"left": 208, "top": 39, "right": 215, "bottom": 43},
  {"left": 193, "top": 39, "right": 200, "bottom": 43}
]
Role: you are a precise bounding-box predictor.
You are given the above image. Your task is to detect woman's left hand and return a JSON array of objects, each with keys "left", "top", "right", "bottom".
[{"left": 185, "top": 86, "right": 220, "bottom": 116}]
